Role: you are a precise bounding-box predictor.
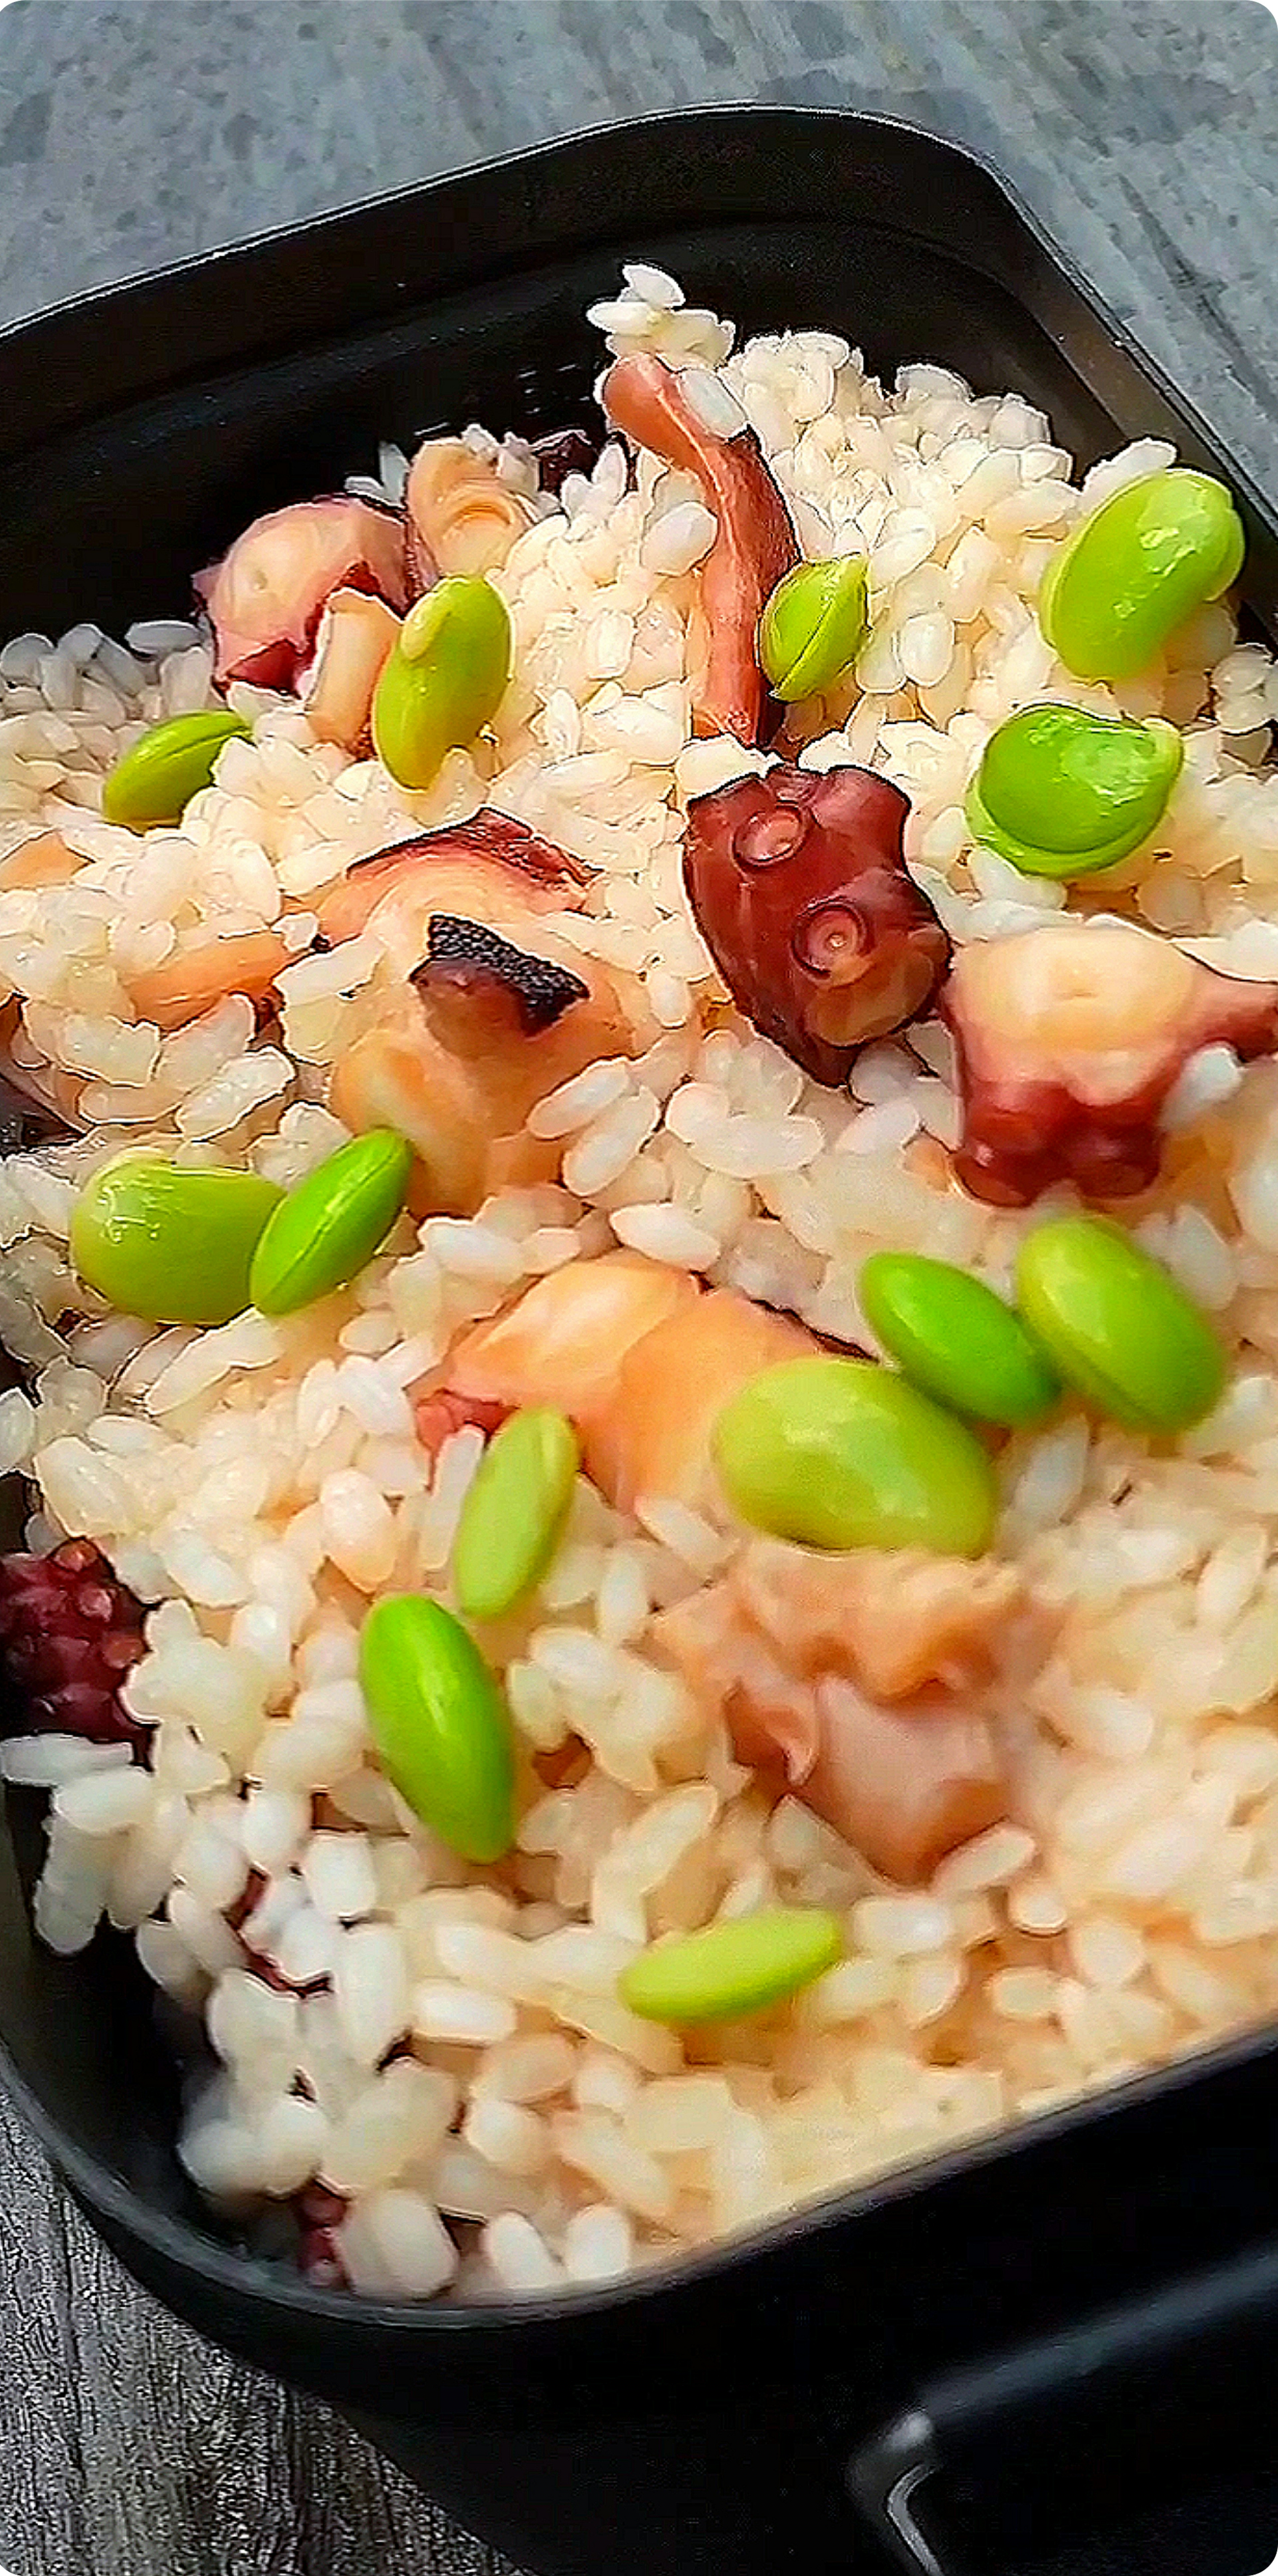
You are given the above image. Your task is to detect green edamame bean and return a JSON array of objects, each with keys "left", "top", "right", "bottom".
[
  {"left": 620, "top": 1907, "right": 843, "bottom": 2025},
  {"left": 101, "top": 711, "right": 252, "bottom": 831},
  {"left": 71, "top": 1155, "right": 283, "bottom": 1326},
  {"left": 359, "top": 1594, "right": 515, "bottom": 1863},
  {"left": 860, "top": 1252, "right": 1060, "bottom": 1429},
  {"left": 452, "top": 1407, "right": 580, "bottom": 1622},
  {"left": 713, "top": 1356, "right": 997, "bottom": 1556},
  {"left": 1039, "top": 469, "right": 1245, "bottom": 683},
  {"left": 965, "top": 705, "right": 1184, "bottom": 882},
  {"left": 250, "top": 1129, "right": 413, "bottom": 1316},
  {"left": 1014, "top": 1217, "right": 1226, "bottom": 1434},
  {"left": 372, "top": 575, "right": 512, "bottom": 790},
  {"left": 757, "top": 555, "right": 870, "bottom": 701}
]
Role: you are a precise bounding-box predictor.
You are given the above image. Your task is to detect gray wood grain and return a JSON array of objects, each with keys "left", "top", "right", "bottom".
[{"left": 0, "top": 2, "right": 1276, "bottom": 2571}]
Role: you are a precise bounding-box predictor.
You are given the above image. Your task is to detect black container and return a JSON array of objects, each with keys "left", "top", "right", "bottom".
[{"left": 3, "top": 110, "right": 1278, "bottom": 2576}]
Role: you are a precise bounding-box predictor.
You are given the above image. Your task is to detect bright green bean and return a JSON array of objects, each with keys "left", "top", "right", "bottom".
[
  {"left": 713, "top": 1356, "right": 997, "bottom": 1556},
  {"left": 620, "top": 1907, "right": 843, "bottom": 2024},
  {"left": 860, "top": 1252, "right": 1060, "bottom": 1428},
  {"left": 1039, "top": 469, "right": 1245, "bottom": 683},
  {"left": 757, "top": 555, "right": 869, "bottom": 701},
  {"left": 250, "top": 1129, "right": 413, "bottom": 1316},
  {"left": 71, "top": 1155, "right": 282, "bottom": 1325},
  {"left": 372, "top": 575, "right": 511, "bottom": 789},
  {"left": 965, "top": 704, "right": 1183, "bottom": 881},
  {"left": 1014, "top": 1216, "right": 1227, "bottom": 1433},
  {"left": 359, "top": 1594, "right": 515, "bottom": 1863},
  {"left": 452, "top": 1407, "right": 580, "bottom": 1622},
  {"left": 101, "top": 710, "right": 252, "bottom": 830}
]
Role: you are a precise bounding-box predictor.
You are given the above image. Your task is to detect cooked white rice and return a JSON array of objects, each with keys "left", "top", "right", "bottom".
[{"left": 3, "top": 268, "right": 1278, "bottom": 2300}]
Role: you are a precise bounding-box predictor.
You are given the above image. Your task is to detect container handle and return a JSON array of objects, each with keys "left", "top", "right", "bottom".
[{"left": 847, "top": 2236, "right": 1278, "bottom": 2575}]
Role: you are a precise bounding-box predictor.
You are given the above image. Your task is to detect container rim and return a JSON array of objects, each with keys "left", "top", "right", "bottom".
[
  {"left": 0, "top": 102, "right": 1270, "bottom": 533},
  {"left": 2, "top": 99, "right": 1275, "bottom": 2340},
  {"left": 7, "top": 1981, "right": 1278, "bottom": 2337}
]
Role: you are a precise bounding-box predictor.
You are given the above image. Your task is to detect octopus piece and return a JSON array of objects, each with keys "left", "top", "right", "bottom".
[
  {"left": 584, "top": 1287, "right": 817, "bottom": 1512},
  {"left": 303, "top": 588, "right": 402, "bottom": 752},
  {"left": 658, "top": 1557, "right": 1010, "bottom": 1884},
  {"left": 602, "top": 352, "right": 799, "bottom": 744},
  {"left": 128, "top": 929, "right": 291, "bottom": 1033},
  {"left": 195, "top": 497, "right": 411, "bottom": 690},
  {"left": 320, "top": 813, "right": 648, "bottom": 1213},
  {"left": 450, "top": 1269, "right": 816, "bottom": 1510},
  {"left": 800, "top": 1679, "right": 1007, "bottom": 1888},
  {"left": 317, "top": 812, "right": 586, "bottom": 953},
  {"left": 736, "top": 1539, "right": 1026, "bottom": 1704},
  {"left": 684, "top": 763, "right": 951, "bottom": 1084},
  {"left": 943, "top": 920, "right": 1278, "bottom": 1206},
  {"left": 531, "top": 425, "right": 601, "bottom": 495},
  {"left": 331, "top": 916, "right": 655, "bottom": 1216},
  {"left": 405, "top": 437, "right": 538, "bottom": 587},
  {"left": 450, "top": 1252, "right": 700, "bottom": 1423}
]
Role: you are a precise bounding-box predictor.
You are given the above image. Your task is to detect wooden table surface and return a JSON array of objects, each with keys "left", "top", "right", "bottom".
[{"left": 0, "top": 3, "right": 1276, "bottom": 2571}]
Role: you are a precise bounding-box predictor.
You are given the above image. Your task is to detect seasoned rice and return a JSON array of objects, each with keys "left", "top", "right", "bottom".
[{"left": 3, "top": 266, "right": 1278, "bottom": 2299}]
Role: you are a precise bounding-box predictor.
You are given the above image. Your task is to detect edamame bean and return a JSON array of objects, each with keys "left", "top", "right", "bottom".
[
  {"left": 965, "top": 705, "right": 1183, "bottom": 881},
  {"left": 620, "top": 1907, "right": 843, "bottom": 2024},
  {"left": 1014, "top": 1216, "right": 1226, "bottom": 1433},
  {"left": 101, "top": 710, "right": 252, "bottom": 831},
  {"left": 860, "top": 1252, "right": 1060, "bottom": 1428},
  {"left": 757, "top": 556, "right": 869, "bottom": 701},
  {"left": 359, "top": 1594, "right": 515, "bottom": 1863},
  {"left": 713, "top": 1356, "right": 997, "bottom": 1556},
  {"left": 250, "top": 1129, "right": 413, "bottom": 1316},
  {"left": 372, "top": 576, "right": 512, "bottom": 789},
  {"left": 1039, "top": 469, "right": 1245, "bottom": 683},
  {"left": 452, "top": 1407, "right": 580, "bottom": 1622},
  {"left": 71, "top": 1155, "right": 283, "bottom": 1326}
]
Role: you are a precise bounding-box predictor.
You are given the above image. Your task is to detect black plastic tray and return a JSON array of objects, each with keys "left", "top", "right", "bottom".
[{"left": 3, "top": 109, "right": 1278, "bottom": 2576}]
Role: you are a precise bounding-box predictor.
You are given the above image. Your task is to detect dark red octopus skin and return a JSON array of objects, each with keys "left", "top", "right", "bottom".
[
  {"left": 941, "top": 923, "right": 1278, "bottom": 1207},
  {"left": 532, "top": 425, "right": 601, "bottom": 495},
  {"left": 602, "top": 352, "right": 799, "bottom": 745},
  {"left": 684, "top": 763, "right": 952, "bottom": 1085},
  {"left": 0, "top": 1539, "right": 148, "bottom": 1750}
]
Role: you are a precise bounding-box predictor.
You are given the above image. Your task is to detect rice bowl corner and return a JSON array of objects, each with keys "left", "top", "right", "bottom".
[{"left": 1, "top": 264, "right": 1278, "bottom": 2303}]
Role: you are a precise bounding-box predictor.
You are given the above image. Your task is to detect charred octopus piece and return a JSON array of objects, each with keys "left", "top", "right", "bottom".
[
  {"left": 602, "top": 352, "right": 799, "bottom": 744},
  {"left": 196, "top": 498, "right": 411, "bottom": 691},
  {"left": 684, "top": 763, "right": 952, "bottom": 1084},
  {"left": 943, "top": 920, "right": 1278, "bottom": 1206},
  {"left": 331, "top": 928, "right": 647, "bottom": 1218},
  {"left": 324, "top": 818, "right": 654, "bottom": 1218},
  {"left": 414, "top": 915, "right": 589, "bottom": 1035}
]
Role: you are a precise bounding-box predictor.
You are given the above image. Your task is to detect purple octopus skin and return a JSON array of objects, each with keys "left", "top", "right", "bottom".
[{"left": 683, "top": 763, "right": 952, "bottom": 1085}]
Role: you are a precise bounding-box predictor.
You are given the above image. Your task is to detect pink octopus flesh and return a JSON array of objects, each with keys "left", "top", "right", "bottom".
[
  {"left": 196, "top": 496, "right": 411, "bottom": 689},
  {"left": 602, "top": 352, "right": 798, "bottom": 744},
  {"left": 944, "top": 920, "right": 1278, "bottom": 1205}
]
